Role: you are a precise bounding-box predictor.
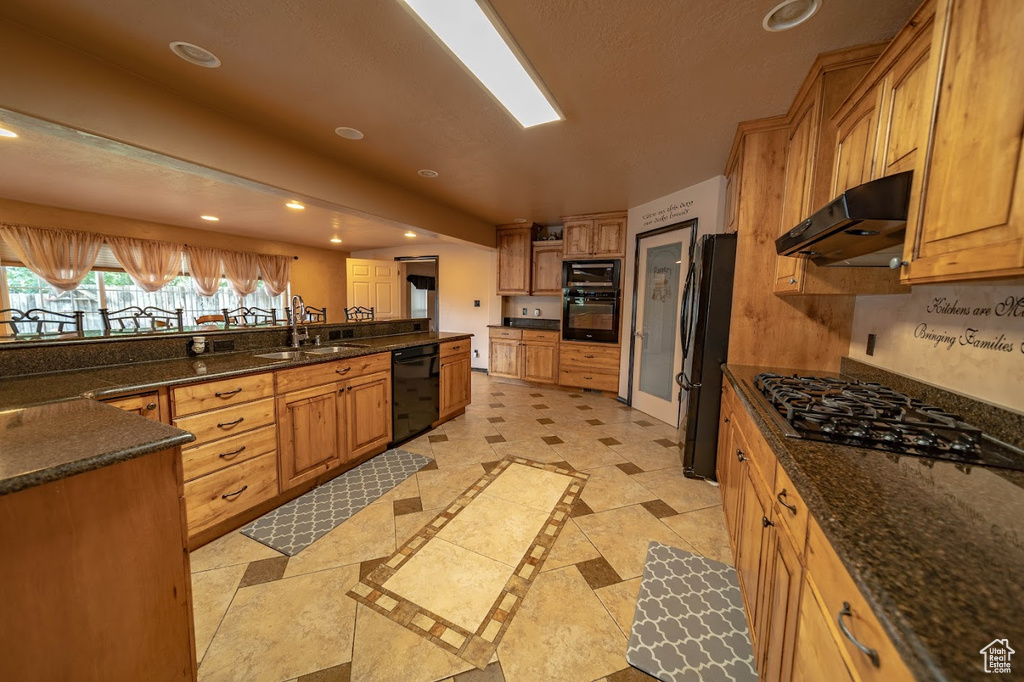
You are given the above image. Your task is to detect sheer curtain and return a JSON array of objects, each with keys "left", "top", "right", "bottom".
[
  {"left": 106, "top": 236, "right": 183, "bottom": 293},
  {"left": 222, "top": 250, "right": 260, "bottom": 296},
  {"left": 185, "top": 246, "right": 223, "bottom": 296},
  {"left": 0, "top": 223, "right": 103, "bottom": 292},
  {"left": 256, "top": 254, "right": 291, "bottom": 297}
]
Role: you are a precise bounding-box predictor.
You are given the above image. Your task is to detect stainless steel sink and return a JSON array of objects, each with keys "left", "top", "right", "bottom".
[
  {"left": 304, "top": 343, "right": 370, "bottom": 355},
  {"left": 253, "top": 350, "right": 308, "bottom": 360}
]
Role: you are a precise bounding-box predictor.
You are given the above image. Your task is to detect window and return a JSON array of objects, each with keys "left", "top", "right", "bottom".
[{"left": 1, "top": 265, "right": 287, "bottom": 334}]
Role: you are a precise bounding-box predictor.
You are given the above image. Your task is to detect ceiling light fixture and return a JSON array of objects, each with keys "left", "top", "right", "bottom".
[
  {"left": 762, "top": 0, "right": 821, "bottom": 32},
  {"left": 330, "top": 237, "right": 343, "bottom": 243},
  {"left": 418, "top": 169, "right": 439, "bottom": 178},
  {"left": 335, "top": 126, "right": 365, "bottom": 140},
  {"left": 285, "top": 201, "right": 305, "bottom": 210},
  {"left": 513, "top": 218, "right": 527, "bottom": 223},
  {"left": 169, "top": 41, "right": 222, "bottom": 68},
  {"left": 200, "top": 215, "right": 220, "bottom": 222},
  {"left": 0, "top": 127, "right": 17, "bottom": 139},
  {"left": 400, "top": 0, "right": 562, "bottom": 128},
  {"left": 404, "top": 231, "right": 418, "bottom": 238}
]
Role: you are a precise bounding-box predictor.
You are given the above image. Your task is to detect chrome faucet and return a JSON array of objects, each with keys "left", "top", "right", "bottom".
[{"left": 290, "top": 294, "right": 308, "bottom": 349}]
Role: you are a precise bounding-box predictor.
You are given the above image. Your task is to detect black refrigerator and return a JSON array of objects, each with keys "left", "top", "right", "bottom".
[{"left": 676, "top": 233, "right": 737, "bottom": 480}]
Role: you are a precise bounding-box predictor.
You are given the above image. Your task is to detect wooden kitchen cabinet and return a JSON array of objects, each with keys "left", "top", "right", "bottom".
[
  {"left": 760, "top": 508, "right": 804, "bottom": 681},
  {"left": 103, "top": 390, "right": 165, "bottom": 422},
  {"left": 561, "top": 212, "right": 627, "bottom": 258},
  {"left": 724, "top": 140, "right": 743, "bottom": 234},
  {"left": 900, "top": 0, "right": 1024, "bottom": 283},
  {"left": 717, "top": 382, "right": 742, "bottom": 553},
  {"left": 345, "top": 371, "right": 391, "bottom": 459},
  {"left": 440, "top": 343, "right": 472, "bottom": 420},
  {"left": 277, "top": 383, "right": 345, "bottom": 490},
  {"left": 832, "top": 86, "right": 881, "bottom": 197},
  {"left": 531, "top": 240, "right": 564, "bottom": 295},
  {"left": 521, "top": 330, "right": 559, "bottom": 384},
  {"left": 489, "top": 337, "right": 522, "bottom": 379},
  {"left": 733, "top": 427, "right": 772, "bottom": 651},
  {"left": 791, "top": 577, "right": 856, "bottom": 682},
  {"left": 496, "top": 224, "right": 533, "bottom": 295}
]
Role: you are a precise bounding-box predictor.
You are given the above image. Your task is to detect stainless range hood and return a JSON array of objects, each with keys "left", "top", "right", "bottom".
[{"left": 775, "top": 171, "right": 912, "bottom": 267}]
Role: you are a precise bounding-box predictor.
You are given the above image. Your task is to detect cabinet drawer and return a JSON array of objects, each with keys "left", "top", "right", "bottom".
[
  {"left": 522, "top": 329, "right": 559, "bottom": 343},
  {"left": 184, "top": 451, "right": 278, "bottom": 536},
  {"left": 488, "top": 327, "right": 523, "bottom": 340},
  {"left": 275, "top": 352, "right": 390, "bottom": 393},
  {"left": 440, "top": 339, "right": 471, "bottom": 358},
  {"left": 173, "top": 398, "right": 276, "bottom": 448},
  {"left": 172, "top": 373, "right": 274, "bottom": 417},
  {"left": 559, "top": 343, "right": 620, "bottom": 370},
  {"left": 806, "top": 519, "right": 913, "bottom": 682},
  {"left": 558, "top": 368, "right": 618, "bottom": 392},
  {"left": 773, "top": 463, "right": 809, "bottom": 555},
  {"left": 181, "top": 424, "right": 277, "bottom": 482},
  {"left": 734, "top": 408, "right": 777, "bottom": 492}
]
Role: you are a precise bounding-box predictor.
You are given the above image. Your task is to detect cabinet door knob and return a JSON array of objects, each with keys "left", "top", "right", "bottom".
[
  {"left": 723, "top": 416, "right": 730, "bottom": 423},
  {"left": 736, "top": 449, "right": 746, "bottom": 462},
  {"left": 762, "top": 516, "right": 774, "bottom": 528},
  {"left": 838, "top": 602, "right": 880, "bottom": 668},
  {"left": 789, "top": 278, "right": 797, "bottom": 285},
  {"left": 145, "top": 402, "right": 157, "bottom": 411}
]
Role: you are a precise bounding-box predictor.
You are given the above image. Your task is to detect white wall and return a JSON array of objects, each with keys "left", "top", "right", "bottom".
[
  {"left": 502, "top": 296, "right": 561, "bottom": 321},
  {"left": 618, "top": 176, "right": 728, "bottom": 398},
  {"left": 849, "top": 282, "right": 1024, "bottom": 412},
  {"left": 350, "top": 242, "right": 499, "bottom": 370}
]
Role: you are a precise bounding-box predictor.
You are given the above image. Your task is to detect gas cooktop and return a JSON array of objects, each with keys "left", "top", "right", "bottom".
[{"left": 750, "top": 372, "right": 1024, "bottom": 472}]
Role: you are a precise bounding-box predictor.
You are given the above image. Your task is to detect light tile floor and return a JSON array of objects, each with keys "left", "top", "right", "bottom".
[{"left": 190, "top": 372, "right": 732, "bottom": 682}]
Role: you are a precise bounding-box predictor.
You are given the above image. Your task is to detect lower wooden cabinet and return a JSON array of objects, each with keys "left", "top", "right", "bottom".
[
  {"left": 184, "top": 451, "right": 279, "bottom": 536},
  {"left": 489, "top": 329, "right": 560, "bottom": 385},
  {"left": 718, "top": 377, "right": 913, "bottom": 681},
  {"left": 103, "top": 391, "right": 165, "bottom": 422},
  {"left": 440, "top": 352, "right": 472, "bottom": 419},
  {"left": 489, "top": 338, "right": 522, "bottom": 379},
  {"left": 522, "top": 340, "right": 558, "bottom": 384},
  {"left": 346, "top": 371, "right": 391, "bottom": 459},
  {"left": 277, "top": 383, "right": 346, "bottom": 490}
]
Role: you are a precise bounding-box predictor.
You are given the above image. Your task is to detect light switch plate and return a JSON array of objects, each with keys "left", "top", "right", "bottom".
[
  {"left": 522, "top": 307, "right": 528, "bottom": 315},
  {"left": 866, "top": 333, "right": 876, "bottom": 356}
]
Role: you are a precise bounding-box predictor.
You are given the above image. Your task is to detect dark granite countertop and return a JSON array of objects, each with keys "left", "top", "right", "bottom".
[
  {"left": 0, "top": 331, "right": 473, "bottom": 410},
  {"left": 724, "top": 363, "right": 1024, "bottom": 682},
  {"left": 0, "top": 399, "right": 195, "bottom": 496},
  {"left": 0, "top": 331, "right": 471, "bottom": 496},
  {"left": 488, "top": 319, "right": 561, "bottom": 331}
]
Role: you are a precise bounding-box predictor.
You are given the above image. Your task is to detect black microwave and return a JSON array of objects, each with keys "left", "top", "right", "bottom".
[{"left": 562, "top": 260, "right": 620, "bottom": 289}]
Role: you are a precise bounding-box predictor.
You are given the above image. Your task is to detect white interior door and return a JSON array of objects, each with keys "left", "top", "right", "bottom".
[
  {"left": 631, "top": 229, "right": 689, "bottom": 425},
  {"left": 346, "top": 258, "right": 401, "bottom": 319}
]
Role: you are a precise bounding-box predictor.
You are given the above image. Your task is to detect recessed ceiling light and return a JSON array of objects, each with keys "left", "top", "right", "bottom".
[
  {"left": 335, "top": 126, "right": 365, "bottom": 140},
  {"left": 404, "top": 231, "right": 418, "bottom": 238},
  {"left": 400, "top": 0, "right": 562, "bottom": 128},
  {"left": 169, "top": 41, "right": 221, "bottom": 68},
  {"left": 418, "top": 169, "right": 439, "bottom": 178},
  {"left": 0, "top": 127, "right": 17, "bottom": 139},
  {"left": 200, "top": 215, "right": 220, "bottom": 222},
  {"left": 330, "top": 237, "right": 343, "bottom": 243},
  {"left": 762, "top": 0, "right": 821, "bottom": 32},
  {"left": 513, "top": 218, "right": 527, "bottom": 223},
  {"left": 285, "top": 201, "right": 305, "bottom": 210}
]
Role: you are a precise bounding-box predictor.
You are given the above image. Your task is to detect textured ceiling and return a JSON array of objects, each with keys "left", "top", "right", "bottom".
[
  {"left": 0, "top": 0, "right": 921, "bottom": 226},
  {"left": 0, "top": 110, "right": 446, "bottom": 251}
]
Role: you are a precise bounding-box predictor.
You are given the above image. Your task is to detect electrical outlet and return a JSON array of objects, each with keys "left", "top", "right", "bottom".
[
  {"left": 473, "top": 349, "right": 479, "bottom": 358},
  {"left": 521, "top": 307, "right": 528, "bottom": 315},
  {"left": 866, "top": 333, "right": 876, "bottom": 356},
  {"left": 533, "top": 308, "right": 541, "bottom": 317},
  {"left": 474, "top": 300, "right": 481, "bottom": 308}
]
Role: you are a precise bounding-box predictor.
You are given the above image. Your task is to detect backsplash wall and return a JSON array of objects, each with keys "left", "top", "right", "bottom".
[{"left": 849, "top": 282, "right": 1024, "bottom": 412}]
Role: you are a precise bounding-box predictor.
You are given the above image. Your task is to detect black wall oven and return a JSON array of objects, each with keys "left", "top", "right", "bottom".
[{"left": 563, "top": 288, "right": 621, "bottom": 343}]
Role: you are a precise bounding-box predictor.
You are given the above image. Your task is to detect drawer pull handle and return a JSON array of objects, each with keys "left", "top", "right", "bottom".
[
  {"left": 146, "top": 402, "right": 157, "bottom": 411},
  {"left": 736, "top": 448, "right": 746, "bottom": 462},
  {"left": 838, "top": 602, "right": 880, "bottom": 668},
  {"left": 584, "top": 354, "right": 595, "bottom": 358},
  {"left": 215, "top": 388, "right": 243, "bottom": 398},
  {"left": 777, "top": 489, "right": 798, "bottom": 515},
  {"left": 221, "top": 485, "right": 248, "bottom": 500},
  {"left": 219, "top": 445, "right": 247, "bottom": 459},
  {"left": 762, "top": 515, "right": 774, "bottom": 528},
  {"left": 336, "top": 368, "right": 351, "bottom": 375},
  {"left": 217, "top": 417, "right": 245, "bottom": 428},
  {"left": 584, "top": 376, "right": 593, "bottom": 380}
]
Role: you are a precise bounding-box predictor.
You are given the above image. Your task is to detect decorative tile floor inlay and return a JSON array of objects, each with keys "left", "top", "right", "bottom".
[
  {"left": 240, "top": 449, "right": 434, "bottom": 556},
  {"left": 626, "top": 541, "right": 756, "bottom": 682},
  {"left": 347, "top": 456, "right": 589, "bottom": 669}
]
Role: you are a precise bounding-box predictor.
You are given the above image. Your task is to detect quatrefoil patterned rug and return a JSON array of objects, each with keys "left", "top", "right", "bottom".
[
  {"left": 626, "top": 541, "right": 757, "bottom": 682},
  {"left": 240, "top": 448, "right": 433, "bottom": 556}
]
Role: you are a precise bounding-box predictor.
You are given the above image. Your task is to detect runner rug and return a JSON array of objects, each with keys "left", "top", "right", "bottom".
[
  {"left": 240, "top": 448, "right": 433, "bottom": 556},
  {"left": 347, "top": 455, "right": 589, "bottom": 669}
]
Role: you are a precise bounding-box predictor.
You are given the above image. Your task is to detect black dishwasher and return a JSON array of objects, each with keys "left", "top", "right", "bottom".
[{"left": 391, "top": 344, "right": 440, "bottom": 445}]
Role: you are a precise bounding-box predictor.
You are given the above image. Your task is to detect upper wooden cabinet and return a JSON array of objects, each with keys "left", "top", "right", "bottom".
[
  {"left": 773, "top": 43, "right": 906, "bottom": 296},
  {"left": 495, "top": 224, "right": 533, "bottom": 295},
  {"left": 531, "top": 241, "right": 563, "bottom": 295},
  {"left": 724, "top": 140, "right": 743, "bottom": 234},
  {"left": 899, "top": 0, "right": 1024, "bottom": 283},
  {"left": 561, "top": 212, "right": 627, "bottom": 258}
]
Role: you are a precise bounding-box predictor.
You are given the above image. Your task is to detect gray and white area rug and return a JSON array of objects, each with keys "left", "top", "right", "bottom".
[
  {"left": 626, "top": 541, "right": 757, "bottom": 682},
  {"left": 240, "top": 449, "right": 433, "bottom": 556}
]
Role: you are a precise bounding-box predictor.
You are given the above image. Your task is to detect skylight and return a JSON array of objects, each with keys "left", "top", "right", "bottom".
[{"left": 401, "top": 0, "right": 563, "bottom": 128}]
